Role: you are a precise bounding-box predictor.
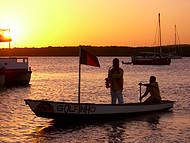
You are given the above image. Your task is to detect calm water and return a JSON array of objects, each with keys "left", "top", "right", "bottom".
[{"left": 0, "top": 57, "right": 190, "bottom": 143}]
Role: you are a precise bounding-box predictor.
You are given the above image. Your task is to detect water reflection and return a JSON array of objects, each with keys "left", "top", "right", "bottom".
[
  {"left": 145, "top": 114, "right": 160, "bottom": 130},
  {"left": 106, "top": 113, "right": 162, "bottom": 143},
  {"left": 1, "top": 57, "right": 189, "bottom": 143},
  {"left": 0, "top": 85, "right": 33, "bottom": 143},
  {"left": 32, "top": 112, "right": 172, "bottom": 143},
  {"left": 107, "top": 121, "right": 125, "bottom": 143},
  {"left": 33, "top": 120, "right": 92, "bottom": 143}
]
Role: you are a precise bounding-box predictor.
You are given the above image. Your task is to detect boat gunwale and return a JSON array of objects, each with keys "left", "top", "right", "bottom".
[{"left": 24, "top": 99, "right": 175, "bottom": 106}]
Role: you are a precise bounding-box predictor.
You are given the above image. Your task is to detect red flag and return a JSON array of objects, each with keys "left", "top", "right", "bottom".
[{"left": 80, "top": 48, "right": 100, "bottom": 67}]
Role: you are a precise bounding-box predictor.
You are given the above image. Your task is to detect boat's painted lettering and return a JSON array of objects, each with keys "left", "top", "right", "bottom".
[
  {"left": 80, "top": 105, "right": 87, "bottom": 113},
  {"left": 57, "top": 105, "right": 64, "bottom": 112},
  {"left": 64, "top": 104, "right": 70, "bottom": 113},
  {"left": 69, "top": 105, "right": 79, "bottom": 113},
  {"left": 56, "top": 104, "right": 96, "bottom": 114},
  {"left": 89, "top": 106, "right": 96, "bottom": 113}
]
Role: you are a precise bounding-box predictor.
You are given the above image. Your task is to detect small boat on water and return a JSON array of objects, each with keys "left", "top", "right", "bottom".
[
  {"left": 131, "top": 13, "right": 171, "bottom": 65},
  {"left": 0, "top": 57, "right": 32, "bottom": 86},
  {"left": 131, "top": 52, "right": 171, "bottom": 65},
  {"left": 25, "top": 48, "right": 174, "bottom": 121},
  {"left": 0, "top": 29, "right": 32, "bottom": 87},
  {"left": 24, "top": 99, "right": 174, "bottom": 120}
]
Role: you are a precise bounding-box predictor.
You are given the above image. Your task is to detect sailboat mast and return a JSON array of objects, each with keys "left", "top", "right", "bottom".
[
  {"left": 174, "top": 25, "right": 177, "bottom": 46},
  {"left": 158, "top": 13, "right": 162, "bottom": 56},
  {"left": 174, "top": 24, "right": 177, "bottom": 54},
  {"left": 78, "top": 47, "right": 81, "bottom": 104}
]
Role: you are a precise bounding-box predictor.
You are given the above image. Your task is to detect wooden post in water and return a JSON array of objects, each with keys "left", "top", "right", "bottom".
[{"left": 139, "top": 83, "right": 142, "bottom": 103}]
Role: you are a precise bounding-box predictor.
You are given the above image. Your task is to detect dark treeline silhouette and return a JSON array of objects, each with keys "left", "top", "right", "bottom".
[{"left": 0, "top": 45, "right": 189, "bottom": 57}]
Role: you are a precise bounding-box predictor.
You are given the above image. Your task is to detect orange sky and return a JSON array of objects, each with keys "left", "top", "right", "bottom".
[{"left": 0, "top": 0, "right": 190, "bottom": 48}]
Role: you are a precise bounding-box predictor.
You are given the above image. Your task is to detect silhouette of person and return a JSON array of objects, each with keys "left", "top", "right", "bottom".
[
  {"left": 139, "top": 76, "right": 161, "bottom": 103},
  {"left": 106, "top": 58, "right": 124, "bottom": 104}
]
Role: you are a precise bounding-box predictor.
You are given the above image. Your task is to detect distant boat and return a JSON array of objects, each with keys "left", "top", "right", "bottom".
[
  {"left": 0, "top": 29, "right": 32, "bottom": 87},
  {"left": 131, "top": 13, "right": 171, "bottom": 65},
  {"left": 0, "top": 57, "right": 32, "bottom": 86},
  {"left": 132, "top": 52, "right": 171, "bottom": 65}
]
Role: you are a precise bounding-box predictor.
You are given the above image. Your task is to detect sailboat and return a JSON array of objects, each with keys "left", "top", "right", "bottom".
[
  {"left": 25, "top": 48, "right": 174, "bottom": 121},
  {"left": 168, "top": 25, "right": 182, "bottom": 59},
  {"left": 131, "top": 13, "right": 171, "bottom": 65}
]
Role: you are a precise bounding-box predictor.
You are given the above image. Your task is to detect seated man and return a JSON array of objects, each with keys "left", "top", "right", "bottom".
[{"left": 139, "top": 76, "right": 161, "bottom": 103}]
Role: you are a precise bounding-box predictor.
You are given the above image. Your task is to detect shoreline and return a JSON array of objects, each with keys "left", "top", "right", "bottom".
[{"left": 0, "top": 45, "right": 189, "bottom": 57}]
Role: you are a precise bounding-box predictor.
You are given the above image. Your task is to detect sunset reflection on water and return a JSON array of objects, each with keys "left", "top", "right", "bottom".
[{"left": 0, "top": 57, "right": 190, "bottom": 143}]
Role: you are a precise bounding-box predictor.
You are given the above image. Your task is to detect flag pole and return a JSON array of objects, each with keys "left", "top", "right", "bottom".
[{"left": 78, "top": 47, "right": 81, "bottom": 104}]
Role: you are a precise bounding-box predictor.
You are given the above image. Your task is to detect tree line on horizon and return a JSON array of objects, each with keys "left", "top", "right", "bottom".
[{"left": 0, "top": 45, "right": 189, "bottom": 57}]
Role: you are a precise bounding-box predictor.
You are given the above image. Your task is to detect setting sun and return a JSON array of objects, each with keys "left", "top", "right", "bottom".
[
  {"left": 3, "top": 30, "right": 11, "bottom": 39},
  {"left": 0, "top": 20, "right": 22, "bottom": 43}
]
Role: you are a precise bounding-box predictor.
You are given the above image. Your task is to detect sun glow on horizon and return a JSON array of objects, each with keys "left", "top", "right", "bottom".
[
  {"left": 1, "top": 0, "right": 190, "bottom": 47},
  {"left": 0, "top": 20, "right": 23, "bottom": 45}
]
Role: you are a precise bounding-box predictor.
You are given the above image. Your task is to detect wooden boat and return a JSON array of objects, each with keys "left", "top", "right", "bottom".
[
  {"left": 25, "top": 48, "right": 174, "bottom": 121},
  {"left": 25, "top": 99, "right": 174, "bottom": 120}
]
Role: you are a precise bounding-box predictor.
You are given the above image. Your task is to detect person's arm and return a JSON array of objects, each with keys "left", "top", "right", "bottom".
[
  {"left": 107, "top": 68, "right": 112, "bottom": 82},
  {"left": 140, "top": 86, "right": 150, "bottom": 100},
  {"left": 141, "top": 83, "right": 149, "bottom": 86},
  {"left": 139, "top": 82, "right": 149, "bottom": 86},
  {"left": 105, "top": 68, "right": 112, "bottom": 88},
  {"left": 119, "top": 77, "right": 123, "bottom": 91},
  {"left": 119, "top": 69, "right": 124, "bottom": 91}
]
